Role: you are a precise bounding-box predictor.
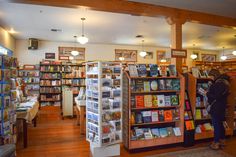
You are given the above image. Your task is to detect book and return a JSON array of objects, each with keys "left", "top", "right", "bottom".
[
  {"left": 173, "top": 127, "right": 181, "bottom": 136},
  {"left": 144, "top": 95, "right": 152, "bottom": 107},
  {"left": 157, "top": 95, "right": 165, "bottom": 107},
  {"left": 142, "top": 111, "right": 152, "bottom": 123},
  {"left": 195, "top": 109, "right": 202, "bottom": 119},
  {"left": 131, "top": 96, "right": 136, "bottom": 108},
  {"left": 152, "top": 95, "right": 158, "bottom": 107},
  {"left": 149, "top": 64, "right": 158, "bottom": 77},
  {"left": 159, "top": 128, "right": 168, "bottom": 138},
  {"left": 165, "top": 79, "right": 172, "bottom": 90},
  {"left": 135, "top": 112, "right": 143, "bottom": 124},
  {"left": 151, "top": 110, "right": 159, "bottom": 122},
  {"left": 195, "top": 125, "right": 202, "bottom": 133},
  {"left": 185, "top": 100, "right": 191, "bottom": 110},
  {"left": 166, "top": 127, "right": 174, "bottom": 136},
  {"left": 164, "top": 110, "right": 173, "bottom": 121},
  {"left": 201, "top": 109, "right": 209, "bottom": 118},
  {"left": 135, "top": 128, "right": 144, "bottom": 139},
  {"left": 203, "top": 123, "right": 213, "bottom": 131},
  {"left": 159, "top": 66, "right": 167, "bottom": 76},
  {"left": 138, "top": 64, "right": 147, "bottom": 77},
  {"left": 172, "top": 109, "right": 180, "bottom": 120},
  {"left": 187, "top": 111, "right": 193, "bottom": 119},
  {"left": 151, "top": 128, "right": 160, "bottom": 138},
  {"left": 158, "top": 110, "right": 165, "bottom": 121},
  {"left": 135, "top": 80, "right": 144, "bottom": 92},
  {"left": 144, "top": 128, "right": 153, "bottom": 139},
  {"left": 164, "top": 96, "right": 171, "bottom": 106},
  {"left": 184, "top": 111, "right": 189, "bottom": 120},
  {"left": 170, "top": 95, "right": 179, "bottom": 106},
  {"left": 168, "top": 65, "right": 177, "bottom": 76},
  {"left": 192, "top": 67, "right": 199, "bottom": 78},
  {"left": 196, "top": 97, "right": 201, "bottom": 107},
  {"left": 185, "top": 121, "right": 194, "bottom": 130},
  {"left": 143, "top": 81, "right": 150, "bottom": 92},
  {"left": 171, "top": 79, "right": 180, "bottom": 90},
  {"left": 150, "top": 80, "right": 158, "bottom": 91},
  {"left": 135, "top": 96, "right": 144, "bottom": 108},
  {"left": 158, "top": 79, "right": 166, "bottom": 90}
]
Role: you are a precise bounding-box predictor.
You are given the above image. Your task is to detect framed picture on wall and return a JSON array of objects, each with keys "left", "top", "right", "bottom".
[
  {"left": 144, "top": 52, "right": 153, "bottom": 59},
  {"left": 58, "top": 47, "right": 85, "bottom": 61},
  {"left": 201, "top": 54, "right": 216, "bottom": 62},
  {"left": 115, "top": 49, "right": 137, "bottom": 62},
  {"left": 45, "top": 53, "right": 55, "bottom": 59}
]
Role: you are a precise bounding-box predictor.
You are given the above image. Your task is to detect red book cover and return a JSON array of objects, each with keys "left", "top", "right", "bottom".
[
  {"left": 164, "top": 110, "right": 173, "bottom": 121},
  {"left": 135, "top": 95, "right": 144, "bottom": 108}
]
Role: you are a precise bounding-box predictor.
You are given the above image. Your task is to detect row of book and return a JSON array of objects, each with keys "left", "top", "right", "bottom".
[
  {"left": 0, "top": 69, "right": 17, "bottom": 81},
  {"left": 131, "top": 109, "right": 180, "bottom": 124},
  {"left": 0, "top": 56, "right": 18, "bottom": 68},
  {"left": 41, "top": 60, "right": 61, "bottom": 65},
  {"left": 40, "top": 87, "right": 61, "bottom": 93},
  {"left": 40, "top": 65, "right": 61, "bottom": 72},
  {"left": 40, "top": 73, "right": 61, "bottom": 79},
  {"left": 102, "top": 78, "right": 121, "bottom": 87},
  {"left": 102, "top": 66, "right": 121, "bottom": 74},
  {"left": 40, "top": 80, "right": 61, "bottom": 86},
  {"left": 26, "top": 85, "right": 40, "bottom": 91},
  {"left": 195, "top": 109, "right": 209, "bottom": 119},
  {"left": 18, "top": 71, "right": 39, "bottom": 77},
  {"left": 131, "top": 127, "right": 181, "bottom": 140},
  {"left": 196, "top": 96, "right": 207, "bottom": 107},
  {"left": 128, "top": 64, "right": 177, "bottom": 77},
  {"left": 192, "top": 67, "right": 210, "bottom": 78},
  {"left": 185, "top": 120, "right": 195, "bottom": 131},
  {"left": 40, "top": 95, "right": 61, "bottom": 101},
  {"left": 131, "top": 79, "right": 180, "bottom": 92},
  {"left": 23, "top": 77, "right": 40, "bottom": 84},
  {"left": 132, "top": 94, "right": 179, "bottom": 109},
  {"left": 195, "top": 123, "right": 213, "bottom": 133}
]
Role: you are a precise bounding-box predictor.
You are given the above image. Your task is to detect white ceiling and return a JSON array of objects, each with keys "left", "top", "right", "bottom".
[
  {"left": 129, "top": 0, "right": 236, "bottom": 18},
  {"left": 0, "top": 2, "right": 235, "bottom": 51}
]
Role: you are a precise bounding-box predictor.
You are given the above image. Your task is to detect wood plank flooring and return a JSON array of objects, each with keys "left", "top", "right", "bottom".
[{"left": 16, "top": 106, "right": 236, "bottom": 157}]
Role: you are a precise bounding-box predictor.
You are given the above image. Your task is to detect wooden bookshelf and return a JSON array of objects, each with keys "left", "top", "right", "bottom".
[{"left": 122, "top": 71, "right": 185, "bottom": 150}]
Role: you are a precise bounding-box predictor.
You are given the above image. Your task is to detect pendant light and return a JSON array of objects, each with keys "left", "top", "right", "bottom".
[
  {"left": 77, "top": 17, "right": 89, "bottom": 44},
  {"left": 220, "top": 47, "right": 227, "bottom": 61},
  {"left": 190, "top": 44, "right": 198, "bottom": 60},
  {"left": 232, "top": 50, "right": 236, "bottom": 56},
  {"left": 139, "top": 40, "right": 147, "bottom": 57},
  {"left": 71, "top": 36, "right": 79, "bottom": 56}
]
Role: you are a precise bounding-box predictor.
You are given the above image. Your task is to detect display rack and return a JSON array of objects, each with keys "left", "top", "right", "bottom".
[
  {"left": 39, "top": 60, "right": 62, "bottom": 107},
  {"left": 86, "top": 61, "right": 122, "bottom": 156},
  {"left": 187, "top": 73, "right": 233, "bottom": 140},
  {"left": 0, "top": 55, "right": 18, "bottom": 145},
  {"left": 18, "top": 64, "right": 40, "bottom": 95},
  {"left": 122, "top": 69, "right": 185, "bottom": 150}
]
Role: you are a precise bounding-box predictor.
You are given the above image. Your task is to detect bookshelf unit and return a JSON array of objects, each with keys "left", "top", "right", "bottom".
[
  {"left": 122, "top": 71, "right": 185, "bottom": 150},
  {"left": 18, "top": 64, "right": 40, "bottom": 95},
  {"left": 187, "top": 73, "right": 234, "bottom": 140},
  {"left": 39, "top": 61, "right": 62, "bottom": 107},
  {"left": 86, "top": 61, "right": 122, "bottom": 156},
  {"left": 0, "top": 55, "right": 18, "bottom": 145}
]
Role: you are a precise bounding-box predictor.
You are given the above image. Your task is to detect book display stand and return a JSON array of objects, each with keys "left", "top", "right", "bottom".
[{"left": 86, "top": 61, "right": 122, "bottom": 157}]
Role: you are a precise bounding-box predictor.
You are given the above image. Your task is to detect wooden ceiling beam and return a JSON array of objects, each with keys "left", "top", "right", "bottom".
[{"left": 9, "top": 0, "right": 236, "bottom": 28}]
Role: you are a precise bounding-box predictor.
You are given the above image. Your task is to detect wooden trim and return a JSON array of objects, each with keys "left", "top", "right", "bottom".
[{"left": 11, "top": 0, "right": 236, "bottom": 28}]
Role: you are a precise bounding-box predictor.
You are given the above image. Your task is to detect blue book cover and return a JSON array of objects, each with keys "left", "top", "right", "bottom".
[
  {"left": 159, "top": 128, "right": 168, "bottom": 138},
  {"left": 151, "top": 128, "right": 160, "bottom": 138},
  {"left": 138, "top": 64, "right": 147, "bottom": 77},
  {"left": 149, "top": 64, "right": 158, "bottom": 77}
]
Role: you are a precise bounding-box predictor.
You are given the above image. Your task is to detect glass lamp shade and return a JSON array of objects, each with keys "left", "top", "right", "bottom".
[
  {"left": 190, "top": 54, "right": 198, "bottom": 60},
  {"left": 220, "top": 55, "right": 227, "bottom": 60},
  {"left": 139, "top": 51, "right": 147, "bottom": 57},
  {"left": 71, "top": 50, "right": 79, "bottom": 56},
  {"left": 77, "top": 35, "right": 88, "bottom": 44},
  {"left": 232, "top": 50, "right": 236, "bottom": 56},
  {"left": 119, "top": 57, "right": 125, "bottom": 61},
  {"left": 160, "top": 59, "right": 167, "bottom": 63}
]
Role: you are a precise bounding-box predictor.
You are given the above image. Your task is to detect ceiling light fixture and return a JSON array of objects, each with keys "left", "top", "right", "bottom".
[
  {"left": 190, "top": 44, "right": 198, "bottom": 60},
  {"left": 220, "top": 47, "right": 227, "bottom": 61},
  {"left": 119, "top": 57, "right": 125, "bottom": 61},
  {"left": 232, "top": 50, "right": 236, "bottom": 56},
  {"left": 77, "top": 17, "right": 88, "bottom": 44},
  {"left": 139, "top": 40, "right": 147, "bottom": 57},
  {"left": 160, "top": 59, "right": 167, "bottom": 63},
  {"left": 71, "top": 36, "right": 79, "bottom": 56}
]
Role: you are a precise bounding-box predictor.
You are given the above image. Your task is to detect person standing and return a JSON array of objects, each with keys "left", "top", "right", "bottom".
[{"left": 207, "top": 69, "right": 230, "bottom": 150}]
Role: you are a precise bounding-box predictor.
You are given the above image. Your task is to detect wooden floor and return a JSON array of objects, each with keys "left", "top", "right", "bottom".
[{"left": 16, "top": 106, "right": 236, "bottom": 157}]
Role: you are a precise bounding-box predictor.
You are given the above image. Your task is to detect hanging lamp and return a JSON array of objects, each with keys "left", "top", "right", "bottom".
[
  {"left": 139, "top": 40, "right": 147, "bottom": 57},
  {"left": 77, "top": 17, "right": 89, "bottom": 44},
  {"left": 220, "top": 47, "right": 227, "bottom": 61},
  {"left": 71, "top": 36, "right": 79, "bottom": 56},
  {"left": 190, "top": 44, "right": 198, "bottom": 60}
]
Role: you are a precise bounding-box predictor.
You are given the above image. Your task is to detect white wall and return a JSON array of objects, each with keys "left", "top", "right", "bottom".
[{"left": 0, "top": 27, "right": 15, "bottom": 51}]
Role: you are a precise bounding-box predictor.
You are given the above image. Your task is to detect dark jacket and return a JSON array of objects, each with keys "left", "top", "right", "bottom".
[{"left": 206, "top": 75, "right": 230, "bottom": 120}]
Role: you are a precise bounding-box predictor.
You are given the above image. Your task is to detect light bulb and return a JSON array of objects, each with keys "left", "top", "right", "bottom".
[
  {"left": 119, "top": 57, "right": 125, "bottom": 61},
  {"left": 69, "top": 56, "right": 74, "bottom": 60},
  {"left": 220, "top": 55, "right": 227, "bottom": 60},
  {"left": 232, "top": 50, "right": 236, "bottom": 56},
  {"left": 71, "top": 50, "right": 79, "bottom": 56},
  {"left": 160, "top": 59, "right": 167, "bottom": 63},
  {"left": 139, "top": 51, "right": 147, "bottom": 57},
  {"left": 77, "top": 36, "right": 88, "bottom": 44},
  {"left": 190, "top": 54, "right": 197, "bottom": 60}
]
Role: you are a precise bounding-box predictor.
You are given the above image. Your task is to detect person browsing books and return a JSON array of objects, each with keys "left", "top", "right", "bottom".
[{"left": 207, "top": 69, "right": 230, "bottom": 150}]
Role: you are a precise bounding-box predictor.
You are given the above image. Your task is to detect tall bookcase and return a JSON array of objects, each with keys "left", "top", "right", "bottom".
[
  {"left": 122, "top": 71, "right": 185, "bottom": 150},
  {"left": 86, "top": 62, "right": 122, "bottom": 156},
  {"left": 187, "top": 73, "right": 234, "bottom": 140},
  {"left": 0, "top": 55, "right": 18, "bottom": 145},
  {"left": 18, "top": 64, "right": 40, "bottom": 95},
  {"left": 39, "top": 61, "right": 62, "bottom": 107}
]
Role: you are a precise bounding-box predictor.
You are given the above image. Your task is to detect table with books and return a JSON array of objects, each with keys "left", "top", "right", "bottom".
[
  {"left": 75, "top": 98, "right": 86, "bottom": 135},
  {"left": 16, "top": 96, "right": 39, "bottom": 148}
]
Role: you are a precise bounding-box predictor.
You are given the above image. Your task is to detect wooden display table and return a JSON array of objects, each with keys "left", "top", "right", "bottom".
[{"left": 75, "top": 99, "right": 86, "bottom": 135}]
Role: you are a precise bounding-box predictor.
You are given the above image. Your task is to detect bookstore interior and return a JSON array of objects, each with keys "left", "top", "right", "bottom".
[{"left": 0, "top": 1, "right": 236, "bottom": 157}]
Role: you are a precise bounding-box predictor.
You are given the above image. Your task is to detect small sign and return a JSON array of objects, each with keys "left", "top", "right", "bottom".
[
  {"left": 24, "top": 64, "right": 35, "bottom": 70},
  {"left": 59, "top": 55, "right": 69, "bottom": 61},
  {"left": 45, "top": 53, "right": 55, "bottom": 59},
  {"left": 171, "top": 49, "right": 187, "bottom": 58}
]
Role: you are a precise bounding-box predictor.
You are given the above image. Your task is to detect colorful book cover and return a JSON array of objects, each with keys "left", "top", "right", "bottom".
[
  {"left": 195, "top": 125, "right": 202, "bottom": 133},
  {"left": 159, "top": 65, "right": 167, "bottom": 77},
  {"left": 159, "top": 128, "right": 168, "bottom": 138},
  {"left": 173, "top": 127, "right": 181, "bottom": 136},
  {"left": 143, "top": 81, "right": 150, "bottom": 92},
  {"left": 138, "top": 64, "right": 147, "bottom": 77},
  {"left": 170, "top": 95, "right": 179, "bottom": 106},
  {"left": 144, "top": 95, "right": 152, "bottom": 107},
  {"left": 141, "top": 111, "right": 152, "bottom": 123},
  {"left": 185, "top": 121, "right": 194, "bottom": 130},
  {"left": 187, "top": 111, "right": 193, "bottom": 119},
  {"left": 164, "top": 110, "right": 173, "bottom": 121},
  {"left": 196, "top": 97, "right": 201, "bottom": 107},
  {"left": 151, "top": 110, "right": 159, "bottom": 122},
  {"left": 158, "top": 110, "right": 165, "bottom": 121},
  {"left": 135, "top": 112, "right": 143, "bottom": 124},
  {"left": 168, "top": 65, "right": 177, "bottom": 76},
  {"left": 135, "top": 80, "right": 144, "bottom": 92},
  {"left": 131, "top": 96, "right": 136, "bottom": 108},
  {"left": 166, "top": 127, "right": 174, "bottom": 136},
  {"left": 150, "top": 80, "right": 158, "bottom": 91},
  {"left": 164, "top": 96, "right": 171, "bottom": 106},
  {"left": 144, "top": 129, "right": 153, "bottom": 139},
  {"left": 151, "top": 128, "right": 160, "bottom": 138},
  {"left": 195, "top": 109, "right": 202, "bottom": 119},
  {"left": 149, "top": 64, "right": 158, "bottom": 77},
  {"left": 135, "top": 95, "right": 144, "bottom": 108},
  {"left": 135, "top": 128, "right": 144, "bottom": 139},
  {"left": 185, "top": 100, "right": 191, "bottom": 110},
  {"left": 203, "top": 123, "right": 213, "bottom": 131},
  {"left": 158, "top": 79, "right": 166, "bottom": 90},
  {"left": 165, "top": 79, "right": 172, "bottom": 90},
  {"left": 157, "top": 95, "right": 165, "bottom": 107},
  {"left": 201, "top": 109, "right": 209, "bottom": 118},
  {"left": 184, "top": 111, "right": 189, "bottom": 120},
  {"left": 171, "top": 79, "right": 180, "bottom": 90},
  {"left": 172, "top": 109, "right": 180, "bottom": 120},
  {"left": 192, "top": 67, "right": 200, "bottom": 78},
  {"left": 152, "top": 95, "right": 158, "bottom": 107}
]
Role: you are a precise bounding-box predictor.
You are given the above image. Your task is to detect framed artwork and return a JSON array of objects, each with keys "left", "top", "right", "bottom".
[
  {"left": 115, "top": 49, "right": 137, "bottom": 62},
  {"left": 58, "top": 47, "right": 85, "bottom": 61},
  {"left": 45, "top": 53, "right": 55, "bottom": 59},
  {"left": 156, "top": 50, "right": 170, "bottom": 64},
  {"left": 201, "top": 54, "right": 216, "bottom": 62},
  {"left": 144, "top": 52, "right": 153, "bottom": 59}
]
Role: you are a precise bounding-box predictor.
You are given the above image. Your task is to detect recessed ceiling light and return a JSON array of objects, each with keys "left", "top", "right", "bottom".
[{"left": 51, "top": 29, "right": 62, "bottom": 32}]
